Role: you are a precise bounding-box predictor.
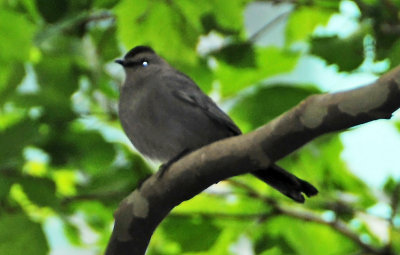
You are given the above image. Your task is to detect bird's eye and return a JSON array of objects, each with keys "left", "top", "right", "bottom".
[{"left": 142, "top": 60, "right": 149, "bottom": 67}]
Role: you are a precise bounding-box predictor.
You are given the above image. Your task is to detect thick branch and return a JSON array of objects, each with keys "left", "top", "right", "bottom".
[{"left": 106, "top": 66, "right": 400, "bottom": 255}]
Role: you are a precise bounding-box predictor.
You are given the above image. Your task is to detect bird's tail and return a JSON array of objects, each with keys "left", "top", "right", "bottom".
[{"left": 252, "top": 164, "right": 318, "bottom": 203}]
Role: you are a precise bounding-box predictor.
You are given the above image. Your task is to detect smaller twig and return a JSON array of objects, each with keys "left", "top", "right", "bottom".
[
  {"left": 227, "top": 179, "right": 279, "bottom": 205},
  {"left": 275, "top": 206, "right": 382, "bottom": 254},
  {"left": 227, "top": 179, "right": 382, "bottom": 255},
  {"left": 380, "top": 24, "right": 400, "bottom": 36},
  {"left": 61, "top": 190, "right": 127, "bottom": 205},
  {"left": 35, "top": 11, "right": 115, "bottom": 45},
  {"left": 248, "top": 11, "right": 291, "bottom": 43},
  {"left": 170, "top": 211, "right": 277, "bottom": 221},
  {"left": 84, "top": 12, "right": 115, "bottom": 24}
]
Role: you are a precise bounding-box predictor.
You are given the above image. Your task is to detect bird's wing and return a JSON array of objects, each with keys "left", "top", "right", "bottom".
[{"left": 165, "top": 71, "right": 241, "bottom": 136}]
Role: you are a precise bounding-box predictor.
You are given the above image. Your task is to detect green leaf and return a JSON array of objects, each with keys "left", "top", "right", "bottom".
[
  {"left": 217, "top": 47, "right": 300, "bottom": 97},
  {"left": 230, "top": 85, "right": 319, "bottom": 132},
  {"left": 259, "top": 247, "right": 285, "bottom": 255},
  {"left": 173, "top": 1, "right": 219, "bottom": 34},
  {"left": 173, "top": 192, "right": 268, "bottom": 216},
  {"left": 78, "top": 149, "right": 151, "bottom": 199},
  {"left": 20, "top": 176, "right": 58, "bottom": 207},
  {"left": 207, "top": 225, "right": 246, "bottom": 255},
  {"left": 0, "top": 213, "right": 49, "bottom": 255},
  {"left": 388, "top": 39, "right": 400, "bottom": 68},
  {"left": 383, "top": 176, "right": 397, "bottom": 195},
  {"left": 176, "top": 58, "right": 214, "bottom": 94},
  {"left": 362, "top": 0, "right": 378, "bottom": 4},
  {"left": 90, "top": 26, "right": 120, "bottom": 62},
  {"left": 95, "top": 73, "right": 120, "bottom": 99},
  {"left": 76, "top": 201, "right": 113, "bottom": 231},
  {"left": 383, "top": 177, "right": 400, "bottom": 210},
  {"left": 173, "top": 0, "right": 247, "bottom": 36},
  {"left": 159, "top": 215, "right": 221, "bottom": 253},
  {"left": 16, "top": 49, "right": 81, "bottom": 125},
  {"left": 0, "top": 63, "right": 25, "bottom": 103},
  {"left": 213, "top": 42, "right": 256, "bottom": 68},
  {"left": 35, "top": 0, "right": 68, "bottom": 23},
  {"left": 115, "top": 0, "right": 198, "bottom": 65},
  {"left": 0, "top": 118, "right": 40, "bottom": 167},
  {"left": 93, "top": 0, "right": 120, "bottom": 9},
  {"left": 0, "top": 175, "right": 14, "bottom": 199},
  {"left": 251, "top": 216, "right": 359, "bottom": 255},
  {"left": 18, "top": 0, "right": 42, "bottom": 23},
  {"left": 0, "top": 9, "right": 36, "bottom": 63},
  {"left": 254, "top": 234, "right": 295, "bottom": 255},
  {"left": 286, "top": 6, "right": 333, "bottom": 45},
  {"left": 313, "top": 0, "right": 340, "bottom": 9},
  {"left": 63, "top": 221, "right": 81, "bottom": 245},
  {"left": 211, "top": 0, "right": 248, "bottom": 33},
  {"left": 310, "top": 31, "right": 366, "bottom": 72},
  {"left": 392, "top": 229, "right": 400, "bottom": 253},
  {"left": 67, "top": 125, "right": 116, "bottom": 174}
]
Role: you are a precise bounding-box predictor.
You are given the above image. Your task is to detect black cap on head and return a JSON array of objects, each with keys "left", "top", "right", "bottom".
[{"left": 124, "top": 46, "right": 155, "bottom": 59}]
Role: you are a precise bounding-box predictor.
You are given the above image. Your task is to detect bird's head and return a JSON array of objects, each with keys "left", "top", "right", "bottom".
[{"left": 115, "top": 46, "right": 168, "bottom": 78}]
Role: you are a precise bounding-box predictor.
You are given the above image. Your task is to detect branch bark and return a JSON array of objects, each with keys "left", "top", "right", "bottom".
[{"left": 105, "top": 66, "right": 400, "bottom": 255}]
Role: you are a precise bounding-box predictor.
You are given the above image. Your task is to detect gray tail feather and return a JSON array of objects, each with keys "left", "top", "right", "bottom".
[{"left": 252, "top": 164, "right": 318, "bottom": 203}]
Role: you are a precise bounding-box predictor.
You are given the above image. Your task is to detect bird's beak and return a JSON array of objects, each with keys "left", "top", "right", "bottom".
[{"left": 115, "top": 59, "right": 125, "bottom": 66}]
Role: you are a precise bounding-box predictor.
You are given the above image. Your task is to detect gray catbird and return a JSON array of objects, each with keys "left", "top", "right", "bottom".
[{"left": 116, "top": 46, "right": 317, "bottom": 203}]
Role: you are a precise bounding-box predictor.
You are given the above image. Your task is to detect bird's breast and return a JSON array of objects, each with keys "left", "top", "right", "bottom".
[{"left": 119, "top": 85, "right": 231, "bottom": 162}]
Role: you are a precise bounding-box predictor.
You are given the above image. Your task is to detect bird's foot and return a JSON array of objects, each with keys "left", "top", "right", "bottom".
[{"left": 157, "top": 149, "right": 191, "bottom": 178}]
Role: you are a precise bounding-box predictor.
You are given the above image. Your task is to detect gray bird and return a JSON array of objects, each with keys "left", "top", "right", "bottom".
[{"left": 116, "top": 46, "right": 317, "bottom": 203}]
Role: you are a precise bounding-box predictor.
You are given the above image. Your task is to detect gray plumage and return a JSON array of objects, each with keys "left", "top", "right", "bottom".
[{"left": 117, "top": 46, "right": 318, "bottom": 203}]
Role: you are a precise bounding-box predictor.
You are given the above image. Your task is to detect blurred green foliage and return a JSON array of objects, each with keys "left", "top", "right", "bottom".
[{"left": 0, "top": 0, "right": 400, "bottom": 254}]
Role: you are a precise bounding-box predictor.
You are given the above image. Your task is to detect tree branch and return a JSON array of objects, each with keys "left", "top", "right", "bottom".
[{"left": 105, "top": 66, "right": 400, "bottom": 255}]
